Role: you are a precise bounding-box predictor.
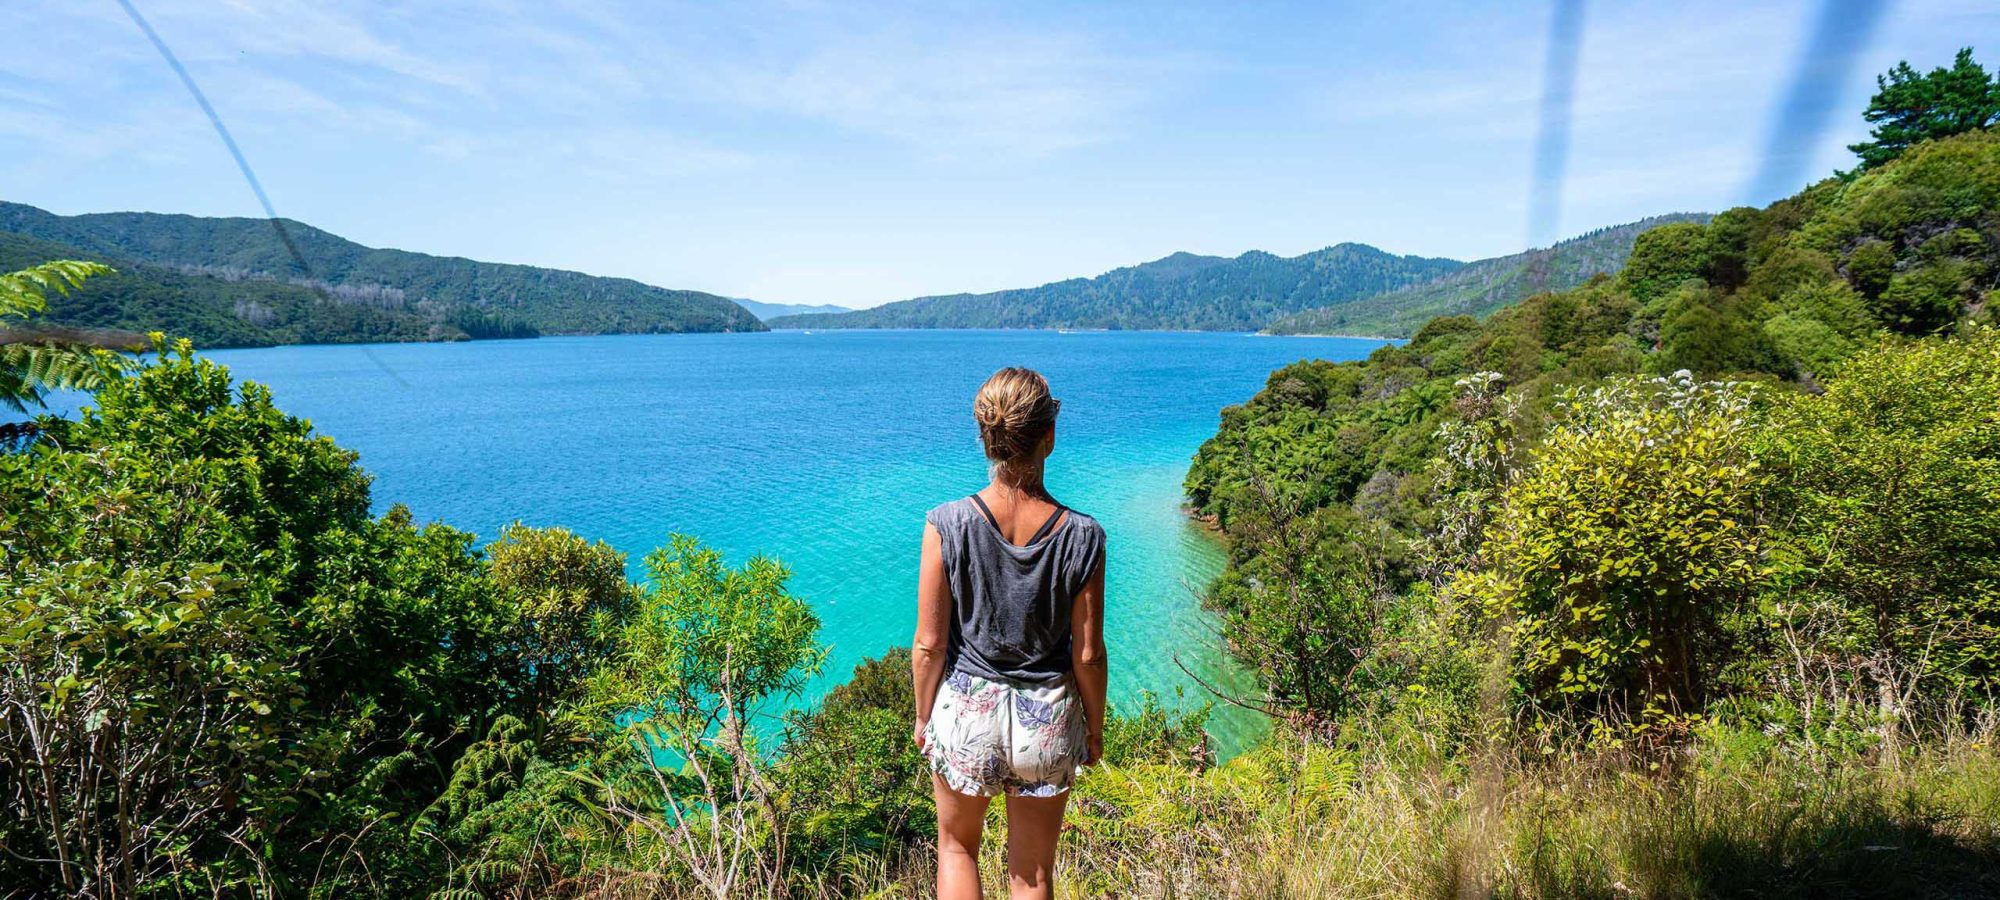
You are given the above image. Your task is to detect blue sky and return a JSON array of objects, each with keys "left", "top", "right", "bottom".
[{"left": 1, "top": 1, "right": 1991, "bottom": 308}]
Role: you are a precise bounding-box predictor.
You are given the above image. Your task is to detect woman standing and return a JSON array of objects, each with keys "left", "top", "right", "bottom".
[{"left": 912, "top": 367, "right": 1108, "bottom": 900}]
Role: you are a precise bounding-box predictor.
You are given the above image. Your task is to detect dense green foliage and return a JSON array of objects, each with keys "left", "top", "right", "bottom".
[
  {"left": 769, "top": 244, "right": 1463, "bottom": 332},
  {"left": 1468, "top": 374, "right": 1765, "bottom": 715},
  {"left": 3, "top": 345, "right": 504, "bottom": 894},
  {"left": 0, "top": 345, "right": 826, "bottom": 896},
  {"left": 1265, "top": 214, "right": 1710, "bottom": 338},
  {"left": 0, "top": 201, "right": 764, "bottom": 345},
  {"left": 1850, "top": 48, "right": 2000, "bottom": 170},
  {"left": 1755, "top": 331, "right": 2000, "bottom": 704},
  {"left": 1189, "top": 125, "right": 2000, "bottom": 746},
  {"left": 774, "top": 650, "right": 936, "bottom": 879}
]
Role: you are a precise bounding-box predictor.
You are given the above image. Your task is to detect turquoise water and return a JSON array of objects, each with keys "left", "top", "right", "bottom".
[{"left": 173, "top": 330, "right": 1387, "bottom": 751}]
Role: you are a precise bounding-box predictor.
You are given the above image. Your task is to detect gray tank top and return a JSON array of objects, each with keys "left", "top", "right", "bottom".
[{"left": 926, "top": 496, "right": 1107, "bottom": 685}]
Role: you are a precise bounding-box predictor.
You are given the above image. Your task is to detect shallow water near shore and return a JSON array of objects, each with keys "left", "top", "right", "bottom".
[{"left": 173, "top": 329, "right": 1389, "bottom": 755}]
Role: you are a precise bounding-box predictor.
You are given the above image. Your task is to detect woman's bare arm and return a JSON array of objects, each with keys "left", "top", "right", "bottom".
[
  {"left": 912, "top": 523, "right": 951, "bottom": 749},
  {"left": 1070, "top": 555, "right": 1108, "bottom": 764}
]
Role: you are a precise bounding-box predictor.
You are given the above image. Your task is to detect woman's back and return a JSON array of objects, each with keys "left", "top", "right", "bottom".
[
  {"left": 911, "top": 366, "right": 1108, "bottom": 900},
  {"left": 926, "top": 495, "right": 1106, "bottom": 684}
]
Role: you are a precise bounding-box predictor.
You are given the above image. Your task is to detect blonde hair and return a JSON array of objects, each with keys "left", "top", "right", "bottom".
[{"left": 973, "top": 367, "right": 1059, "bottom": 477}]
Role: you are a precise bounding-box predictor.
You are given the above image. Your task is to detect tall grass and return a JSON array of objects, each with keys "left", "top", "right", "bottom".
[
  {"left": 536, "top": 714, "right": 1999, "bottom": 898},
  {"left": 822, "top": 721, "right": 2000, "bottom": 899}
]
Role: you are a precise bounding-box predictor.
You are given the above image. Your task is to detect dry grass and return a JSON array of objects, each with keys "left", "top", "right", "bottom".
[
  {"left": 822, "top": 723, "right": 2000, "bottom": 900},
  {"left": 562, "top": 718, "right": 2000, "bottom": 899}
]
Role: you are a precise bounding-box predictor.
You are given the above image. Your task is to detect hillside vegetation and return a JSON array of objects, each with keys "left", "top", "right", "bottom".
[
  {"left": 1176, "top": 117, "right": 2000, "bottom": 895},
  {"left": 0, "top": 231, "right": 512, "bottom": 346},
  {"left": 769, "top": 243, "right": 1463, "bottom": 331},
  {"left": 1265, "top": 213, "right": 1711, "bottom": 337},
  {"left": 0, "top": 201, "right": 764, "bottom": 345}
]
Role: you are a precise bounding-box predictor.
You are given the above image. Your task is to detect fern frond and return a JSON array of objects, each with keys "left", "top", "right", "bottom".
[
  {"left": 2, "top": 261, "right": 125, "bottom": 411},
  {"left": 1, "top": 345, "right": 117, "bottom": 412},
  {"left": 0, "top": 260, "right": 113, "bottom": 318}
]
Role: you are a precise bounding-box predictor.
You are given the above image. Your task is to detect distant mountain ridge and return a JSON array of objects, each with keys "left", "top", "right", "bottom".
[
  {"left": 768, "top": 243, "right": 1465, "bottom": 332},
  {"left": 1264, "top": 213, "right": 1713, "bottom": 337},
  {"left": 732, "top": 298, "right": 853, "bottom": 321},
  {"left": 0, "top": 201, "right": 764, "bottom": 346}
]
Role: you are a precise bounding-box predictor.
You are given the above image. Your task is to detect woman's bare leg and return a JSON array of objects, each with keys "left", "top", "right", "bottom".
[
  {"left": 1004, "top": 792, "right": 1069, "bottom": 900},
  {"left": 934, "top": 775, "right": 991, "bottom": 900}
]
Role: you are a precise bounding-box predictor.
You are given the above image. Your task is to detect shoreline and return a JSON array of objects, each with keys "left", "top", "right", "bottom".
[
  {"left": 768, "top": 324, "right": 1403, "bottom": 340},
  {"left": 1252, "top": 330, "right": 1406, "bottom": 341}
]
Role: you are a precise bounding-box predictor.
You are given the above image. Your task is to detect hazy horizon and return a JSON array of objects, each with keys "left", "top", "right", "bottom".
[{"left": 3, "top": 1, "right": 1991, "bottom": 309}]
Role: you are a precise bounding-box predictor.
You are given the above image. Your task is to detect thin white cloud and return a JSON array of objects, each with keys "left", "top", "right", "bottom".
[
  {"left": 723, "top": 23, "right": 1156, "bottom": 158},
  {"left": 0, "top": 0, "right": 1174, "bottom": 183}
]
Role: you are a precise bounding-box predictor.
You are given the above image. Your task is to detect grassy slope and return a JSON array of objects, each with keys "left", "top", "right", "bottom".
[{"left": 856, "top": 731, "right": 2000, "bottom": 899}]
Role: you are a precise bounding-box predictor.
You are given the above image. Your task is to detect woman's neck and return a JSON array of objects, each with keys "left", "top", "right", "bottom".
[{"left": 988, "top": 465, "right": 1049, "bottom": 502}]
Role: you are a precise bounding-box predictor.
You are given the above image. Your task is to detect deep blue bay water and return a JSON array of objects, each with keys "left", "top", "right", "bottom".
[{"left": 164, "top": 330, "right": 1390, "bottom": 752}]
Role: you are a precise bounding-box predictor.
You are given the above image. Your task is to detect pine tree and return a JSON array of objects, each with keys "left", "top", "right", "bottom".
[{"left": 1849, "top": 48, "right": 2000, "bottom": 170}]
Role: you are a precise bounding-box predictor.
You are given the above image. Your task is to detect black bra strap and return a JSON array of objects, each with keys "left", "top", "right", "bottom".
[
  {"left": 968, "top": 493, "right": 1002, "bottom": 531},
  {"left": 1027, "top": 505, "right": 1068, "bottom": 544},
  {"left": 968, "top": 494, "right": 1068, "bottom": 546}
]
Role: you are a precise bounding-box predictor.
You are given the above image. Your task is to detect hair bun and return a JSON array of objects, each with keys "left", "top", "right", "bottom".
[
  {"left": 974, "top": 394, "right": 1007, "bottom": 428},
  {"left": 974, "top": 367, "right": 1058, "bottom": 468}
]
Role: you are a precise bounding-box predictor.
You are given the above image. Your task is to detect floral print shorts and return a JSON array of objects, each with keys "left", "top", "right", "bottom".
[{"left": 923, "top": 668, "right": 1088, "bottom": 798}]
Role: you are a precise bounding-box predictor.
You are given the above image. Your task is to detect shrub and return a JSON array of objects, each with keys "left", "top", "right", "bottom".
[
  {"left": 1470, "top": 372, "right": 1766, "bottom": 719},
  {"left": 1756, "top": 327, "right": 2000, "bottom": 719},
  {"left": 777, "top": 650, "right": 934, "bottom": 885}
]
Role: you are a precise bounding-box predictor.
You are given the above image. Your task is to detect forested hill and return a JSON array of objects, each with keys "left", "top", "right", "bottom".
[
  {"left": 1265, "top": 212, "right": 1712, "bottom": 337},
  {"left": 0, "top": 201, "right": 764, "bottom": 344},
  {"left": 767, "top": 243, "right": 1464, "bottom": 331},
  {"left": 0, "top": 231, "right": 518, "bottom": 346}
]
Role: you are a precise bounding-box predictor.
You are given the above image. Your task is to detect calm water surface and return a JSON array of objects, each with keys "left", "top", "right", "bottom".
[{"left": 188, "top": 329, "right": 1388, "bottom": 752}]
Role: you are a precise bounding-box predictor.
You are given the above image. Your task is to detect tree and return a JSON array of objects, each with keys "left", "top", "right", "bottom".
[
  {"left": 1619, "top": 221, "right": 1713, "bottom": 308},
  {"left": 0, "top": 260, "right": 126, "bottom": 412},
  {"left": 575, "top": 537, "right": 826, "bottom": 900},
  {"left": 486, "top": 523, "right": 635, "bottom": 737},
  {"left": 1849, "top": 48, "right": 2000, "bottom": 170}
]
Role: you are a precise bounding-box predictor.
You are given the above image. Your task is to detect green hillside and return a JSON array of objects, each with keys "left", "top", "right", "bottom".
[
  {"left": 1265, "top": 213, "right": 1712, "bottom": 337},
  {"left": 0, "top": 231, "right": 512, "bottom": 347},
  {"left": 0, "top": 202, "right": 764, "bottom": 340},
  {"left": 768, "top": 244, "right": 1464, "bottom": 331},
  {"left": 1189, "top": 125, "right": 2000, "bottom": 729}
]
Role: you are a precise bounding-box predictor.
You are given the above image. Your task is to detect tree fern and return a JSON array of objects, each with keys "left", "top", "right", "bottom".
[
  {"left": 0, "top": 259, "right": 110, "bottom": 316},
  {"left": 0, "top": 259, "right": 127, "bottom": 412}
]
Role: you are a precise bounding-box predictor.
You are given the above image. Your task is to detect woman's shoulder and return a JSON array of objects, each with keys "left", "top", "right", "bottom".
[
  {"left": 1061, "top": 507, "right": 1107, "bottom": 543},
  {"left": 925, "top": 496, "right": 977, "bottom": 530}
]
